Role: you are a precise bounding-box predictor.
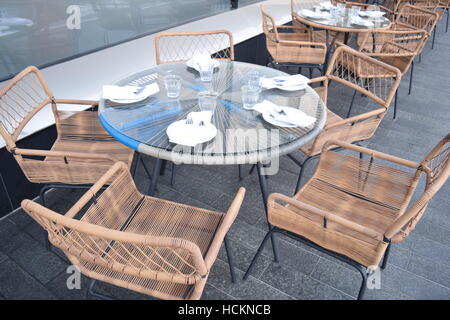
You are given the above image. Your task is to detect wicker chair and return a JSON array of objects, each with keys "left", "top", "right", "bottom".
[
  {"left": 0, "top": 66, "right": 136, "bottom": 246},
  {"left": 21, "top": 161, "right": 246, "bottom": 300},
  {"left": 288, "top": 45, "right": 402, "bottom": 193},
  {"left": 356, "top": 28, "right": 427, "bottom": 118},
  {"left": 262, "top": 5, "right": 327, "bottom": 77},
  {"left": 245, "top": 134, "right": 450, "bottom": 300},
  {"left": 154, "top": 30, "right": 234, "bottom": 65}
]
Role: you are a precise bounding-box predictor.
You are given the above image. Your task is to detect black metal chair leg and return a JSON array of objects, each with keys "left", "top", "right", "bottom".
[
  {"left": 159, "top": 160, "right": 167, "bottom": 175},
  {"left": 393, "top": 90, "right": 398, "bottom": 120},
  {"left": 238, "top": 165, "right": 243, "bottom": 181},
  {"left": 39, "top": 185, "right": 52, "bottom": 251},
  {"left": 294, "top": 156, "right": 315, "bottom": 194},
  {"left": 86, "top": 279, "right": 114, "bottom": 300},
  {"left": 147, "top": 158, "right": 162, "bottom": 195},
  {"left": 170, "top": 162, "right": 176, "bottom": 186},
  {"left": 224, "top": 236, "right": 236, "bottom": 283},
  {"left": 356, "top": 266, "right": 368, "bottom": 300},
  {"left": 248, "top": 164, "right": 256, "bottom": 175},
  {"left": 446, "top": 9, "right": 449, "bottom": 33},
  {"left": 309, "top": 67, "right": 313, "bottom": 79},
  {"left": 243, "top": 228, "right": 274, "bottom": 280},
  {"left": 381, "top": 243, "right": 391, "bottom": 270},
  {"left": 347, "top": 89, "right": 358, "bottom": 118},
  {"left": 432, "top": 27, "right": 436, "bottom": 50},
  {"left": 408, "top": 61, "right": 414, "bottom": 95}
]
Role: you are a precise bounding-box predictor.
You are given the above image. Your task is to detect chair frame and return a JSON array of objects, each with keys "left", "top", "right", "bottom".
[
  {"left": 154, "top": 30, "right": 235, "bottom": 65},
  {"left": 289, "top": 45, "right": 402, "bottom": 192},
  {"left": 264, "top": 5, "right": 327, "bottom": 77},
  {"left": 22, "top": 162, "right": 246, "bottom": 300},
  {"left": 245, "top": 134, "right": 449, "bottom": 300}
]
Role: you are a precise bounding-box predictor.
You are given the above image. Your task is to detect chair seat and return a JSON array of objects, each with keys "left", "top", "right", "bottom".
[
  {"left": 72, "top": 196, "right": 225, "bottom": 300},
  {"left": 378, "top": 56, "right": 411, "bottom": 75},
  {"left": 267, "top": 33, "right": 326, "bottom": 65},
  {"left": 270, "top": 151, "right": 417, "bottom": 267},
  {"left": 21, "top": 111, "right": 134, "bottom": 185}
]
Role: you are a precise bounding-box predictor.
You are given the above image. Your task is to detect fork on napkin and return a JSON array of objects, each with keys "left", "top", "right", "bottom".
[
  {"left": 253, "top": 100, "right": 316, "bottom": 127},
  {"left": 260, "top": 74, "right": 309, "bottom": 90},
  {"left": 102, "top": 83, "right": 159, "bottom": 102}
]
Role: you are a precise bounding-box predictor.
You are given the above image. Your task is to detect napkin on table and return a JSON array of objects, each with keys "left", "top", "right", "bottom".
[
  {"left": 102, "top": 83, "right": 159, "bottom": 101},
  {"left": 260, "top": 74, "right": 309, "bottom": 89},
  {"left": 253, "top": 100, "right": 316, "bottom": 127}
]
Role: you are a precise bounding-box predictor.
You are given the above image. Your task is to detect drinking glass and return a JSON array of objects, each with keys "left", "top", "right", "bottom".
[
  {"left": 241, "top": 85, "right": 260, "bottom": 110},
  {"left": 198, "top": 63, "right": 214, "bottom": 82},
  {"left": 247, "top": 71, "right": 261, "bottom": 88},
  {"left": 164, "top": 74, "right": 182, "bottom": 98},
  {"left": 198, "top": 91, "right": 218, "bottom": 113}
]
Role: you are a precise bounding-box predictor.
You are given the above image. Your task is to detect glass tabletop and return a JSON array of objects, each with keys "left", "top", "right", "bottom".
[
  {"left": 295, "top": 8, "right": 391, "bottom": 31},
  {"left": 99, "top": 61, "right": 326, "bottom": 165}
]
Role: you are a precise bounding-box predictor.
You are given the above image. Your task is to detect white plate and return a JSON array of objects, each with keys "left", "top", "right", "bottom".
[
  {"left": 186, "top": 59, "right": 220, "bottom": 72},
  {"left": 359, "top": 11, "right": 385, "bottom": 18},
  {"left": 261, "top": 107, "right": 316, "bottom": 128},
  {"left": 108, "top": 95, "right": 149, "bottom": 104},
  {"left": 300, "top": 9, "right": 332, "bottom": 20},
  {"left": 166, "top": 120, "right": 217, "bottom": 147},
  {"left": 104, "top": 84, "right": 160, "bottom": 104}
]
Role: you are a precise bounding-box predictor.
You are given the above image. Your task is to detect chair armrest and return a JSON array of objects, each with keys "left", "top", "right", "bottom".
[
  {"left": 321, "top": 140, "right": 422, "bottom": 170},
  {"left": 13, "top": 147, "right": 116, "bottom": 163},
  {"left": 308, "top": 76, "right": 328, "bottom": 85},
  {"left": 278, "top": 39, "right": 326, "bottom": 49},
  {"left": 204, "top": 187, "right": 246, "bottom": 269},
  {"left": 268, "top": 193, "right": 384, "bottom": 240},
  {"left": 324, "top": 108, "right": 386, "bottom": 130},
  {"left": 53, "top": 99, "right": 98, "bottom": 107}
]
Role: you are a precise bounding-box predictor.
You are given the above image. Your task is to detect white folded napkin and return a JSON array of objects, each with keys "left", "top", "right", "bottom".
[
  {"left": 300, "top": 9, "right": 331, "bottom": 19},
  {"left": 261, "top": 74, "right": 309, "bottom": 89},
  {"left": 350, "top": 16, "right": 375, "bottom": 27},
  {"left": 359, "top": 10, "right": 385, "bottom": 18},
  {"left": 253, "top": 100, "right": 316, "bottom": 127},
  {"left": 320, "top": 1, "right": 334, "bottom": 11},
  {"left": 186, "top": 111, "right": 213, "bottom": 125},
  {"left": 102, "top": 83, "right": 159, "bottom": 101},
  {"left": 166, "top": 111, "right": 217, "bottom": 147}
]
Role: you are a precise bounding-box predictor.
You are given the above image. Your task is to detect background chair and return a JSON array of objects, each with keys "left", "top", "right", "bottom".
[
  {"left": 262, "top": 5, "right": 327, "bottom": 77},
  {"left": 154, "top": 30, "right": 234, "bottom": 65},
  {"left": 288, "top": 45, "right": 402, "bottom": 193},
  {"left": 0, "top": 66, "right": 137, "bottom": 247},
  {"left": 245, "top": 134, "right": 450, "bottom": 300},
  {"left": 356, "top": 28, "right": 427, "bottom": 118},
  {"left": 21, "top": 162, "right": 246, "bottom": 300}
]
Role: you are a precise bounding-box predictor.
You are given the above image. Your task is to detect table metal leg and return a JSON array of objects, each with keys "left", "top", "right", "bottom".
[
  {"left": 324, "top": 31, "right": 341, "bottom": 72},
  {"left": 147, "top": 158, "right": 162, "bottom": 196},
  {"left": 256, "top": 163, "right": 279, "bottom": 262}
]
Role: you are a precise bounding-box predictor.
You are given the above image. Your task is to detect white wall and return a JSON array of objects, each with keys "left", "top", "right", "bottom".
[{"left": 0, "top": 0, "right": 292, "bottom": 149}]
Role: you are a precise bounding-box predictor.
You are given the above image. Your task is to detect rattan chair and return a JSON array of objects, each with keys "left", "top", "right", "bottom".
[
  {"left": 154, "top": 30, "right": 234, "bottom": 65},
  {"left": 356, "top": 28, "right": 427, "bottom": 118},
  {"left": 0, "top": 66, "right": 137, "bottom": 246},
  {"left": 394, "top": 4, "right": 440, "bottom": 50},
  {"left": 262, "top": 6, "right": 327, "bottom": 77},
  {"left": 288, "top": 45, "right": 402, "bottom": 193},
  {"left": 245, "top": 134, "right": 450, "bottom": 300},
  {"left": 21, "top": 161, "right": 246, "bottom": 300}
]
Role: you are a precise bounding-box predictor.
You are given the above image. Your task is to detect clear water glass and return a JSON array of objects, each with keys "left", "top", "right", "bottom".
[
  {"left": 241, "top": 85, "right": 260, "bottom": 110},
  {"left": 164, "top": 74, "right": 181, "bottom": 98},
  {"left": 198, "top": 91, "right": 218, "bottom": 113},
  {"left": 247, "top": 71, "right": 261, "bottom": 88},
  {"left": 351, "top": 6, "right": 361, "bottom": 17},
  {"left": 198, "top": 63, "right": 214, "bottom": 82}
]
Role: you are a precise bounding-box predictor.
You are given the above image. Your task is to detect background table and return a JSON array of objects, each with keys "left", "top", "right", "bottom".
[{"left": 294, "top": 8, "right": 391, "bottom": 67}]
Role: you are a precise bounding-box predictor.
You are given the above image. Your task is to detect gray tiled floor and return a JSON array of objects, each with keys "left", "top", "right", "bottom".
[{"left": 1, "top": 20, "right": 449, "bottom": 300}]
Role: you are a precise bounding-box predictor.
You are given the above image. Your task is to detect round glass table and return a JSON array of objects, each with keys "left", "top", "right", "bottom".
[{"left": 99, "top": 61, "right": 326, "bottom": 199}]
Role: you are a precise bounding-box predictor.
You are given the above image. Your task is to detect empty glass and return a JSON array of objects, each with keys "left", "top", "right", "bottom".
[
  {"left": 241, "top": 85, "right": 260, "bottom": 110},
  {"left": 164, "top": 74, "right": 181, "bottom": 98},
  {"left": 198, "top": 91, "right": 218, "bottom": 112},
  {"left": 247, "top": 71, "right": 261, "bottom": 88},
  {"left": 351, "top": 6, "right": 361, "bottom": 17},
  {"left": 198, "top": 63, "right": 214, "bottom": 82}
]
